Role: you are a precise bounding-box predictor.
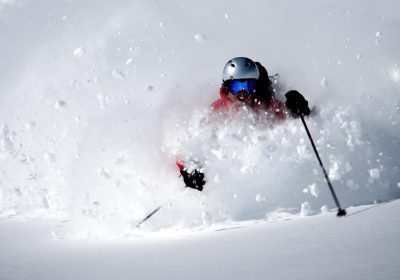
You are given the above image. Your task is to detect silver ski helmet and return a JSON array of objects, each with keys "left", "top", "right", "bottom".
[{"left": 222, "top": 57, "right": 260, "bottom": 82}]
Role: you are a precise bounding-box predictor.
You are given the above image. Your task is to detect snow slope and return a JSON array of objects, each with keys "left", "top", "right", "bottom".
[
  {"left": 1, "top": 201, "right": 399, "bottom": 280},
  {"left": 0, "top": 0, "right": 400, "bottom": 278}
]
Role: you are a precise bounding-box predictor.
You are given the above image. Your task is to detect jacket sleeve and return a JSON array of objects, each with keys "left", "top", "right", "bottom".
[{"left": 176, "top": 159, "right": 184, "bottom": 171}]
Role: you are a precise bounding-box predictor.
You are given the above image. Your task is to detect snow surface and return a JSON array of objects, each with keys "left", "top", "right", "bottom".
[
  {"left": 0, "top": 0, "right": 400, "bottom": 279},
  {"left": 1, "top": 201, "right": 399, "bottom": 280}
]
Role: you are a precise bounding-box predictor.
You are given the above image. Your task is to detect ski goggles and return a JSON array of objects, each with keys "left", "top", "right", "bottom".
[{"left": 227, "top": 79, "right": 257, "bottom": 95}]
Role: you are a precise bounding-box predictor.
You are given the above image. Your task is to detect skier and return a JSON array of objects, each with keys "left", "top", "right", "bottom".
[{"left": 177, "top": 57, "right": 311, "bottom": 191}]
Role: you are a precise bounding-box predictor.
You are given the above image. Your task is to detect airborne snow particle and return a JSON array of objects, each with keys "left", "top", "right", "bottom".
[
  {"left": 300, "top": 201, "right": 311, "bottom": 216},
  {"left": 25, "top": 121, "right": 36, "bottom": 131},
  {"left": 375, "top": 31, "right": 382, "bottom": 37},
  {"left": 97, "top": 92, "right": 108, "bottom": 109},
  {"left": 194, "top": 33, "right": 206, "bottom": 43},
  {"left": 1, "top": 124, "right": 17, "bottom": 157},
  {"left": 146, "top": 85, "right": 154, "bottom": 91},
  {"left": 389, "top": 66, "right": 400, "bottom": 82},
  {"left": 98, "top": 167, "right": 111, "bottom": 179},
  {"left": 211, "top": 148, "right": 223, "bottom": 159},
  {"left": 320, "top": 205, "right": 330, "bottom": 214},
  {"left": 297, "top": 143, "right": 311, "bottom": 159},
  {"left": 112, "top": 70, "right": 125, "bottom": 80},
  {"left": 397, "top": 182, "right": 400, "bottom": 188},
  {"left": 255, "top": 194, "right": 266, "bottom": 202},
  {"left": 347, "top": 179, "right": 360, "bottom": 190},
  {"left": 369, "top": 168, "right": 380, "bottom": 179},
  {"left": 126, "top": 58, "right": 133, "bottom": 65},
  {"left": 308, "top": 183, "right": 319, "bottom": 198},
  {"left": 321, "top": 76, "right": 328, "bottom": 88},
  {"left": 54, "top": 100, "right": 67, "bottom": 109},
  {"left": 43, "top": 153, "right": 56, "bottom": 163},
  {"left": 73, "top": 47, "right": 86, "bottom": 57},
  {"left": 329, "top": 161, "right": 341, "bottom": 180}
]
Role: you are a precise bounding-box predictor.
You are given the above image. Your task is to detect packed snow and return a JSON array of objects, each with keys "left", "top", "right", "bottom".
[{"left": 0, "top": 0, "right": 400, "bottom": 279}]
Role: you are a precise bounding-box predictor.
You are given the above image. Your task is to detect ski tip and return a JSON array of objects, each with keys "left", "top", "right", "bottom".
[{"left": 336, "top": 208, "right": 347, "bottom": 217}]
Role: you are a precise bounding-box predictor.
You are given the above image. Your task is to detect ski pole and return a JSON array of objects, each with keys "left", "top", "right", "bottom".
[
  {"left": 136, "top": 205, "right": 162, "bottom": 228},
  {"left": 299, "top": 114, "right": 347, "bottom": 217}
]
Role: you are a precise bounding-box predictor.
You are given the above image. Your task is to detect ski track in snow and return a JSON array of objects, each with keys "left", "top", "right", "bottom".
[{"left": 0, "top": 0, "right": 399, "bottom": 239}]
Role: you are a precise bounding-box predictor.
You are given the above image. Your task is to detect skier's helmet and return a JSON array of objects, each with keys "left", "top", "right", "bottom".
[{"left": 222, "top": 57, "right": 260, "bottom": 82}]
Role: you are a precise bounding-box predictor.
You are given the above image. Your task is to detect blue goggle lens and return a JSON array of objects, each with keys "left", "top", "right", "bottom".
[{"left": 228, "top": 80, "right": 256, "bottom": 95}]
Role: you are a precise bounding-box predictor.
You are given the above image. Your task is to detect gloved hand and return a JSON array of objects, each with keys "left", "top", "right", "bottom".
[
  {"left": 180, "top": 168, "right": 206, "bottom": 191},
  {"left": 285, "top": 90, "right": 311, "bottom": 117}
]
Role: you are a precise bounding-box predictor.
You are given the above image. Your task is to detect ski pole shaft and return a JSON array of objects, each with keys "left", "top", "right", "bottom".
[
  {"left": 136, "top": 206, "right": 162, "bottom": 228},
  {"left": 299, "top": 115, "right": 346, "bottom": 216}
]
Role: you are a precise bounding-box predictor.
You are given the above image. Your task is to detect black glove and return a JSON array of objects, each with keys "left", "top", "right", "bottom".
[
  {"left": 285, "top": 90, "right": 311, "bottom": 117},
  {"left": 180, "top": 168, "right": 206, "bottom": 191}
]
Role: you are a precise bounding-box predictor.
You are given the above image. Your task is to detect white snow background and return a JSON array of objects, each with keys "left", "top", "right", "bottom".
[{"left": 0, "top": 0, "right": 399, "bottom": 279}]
